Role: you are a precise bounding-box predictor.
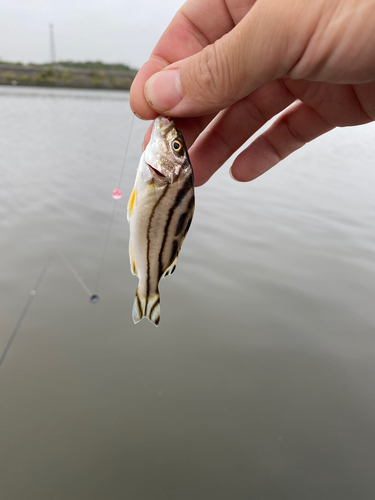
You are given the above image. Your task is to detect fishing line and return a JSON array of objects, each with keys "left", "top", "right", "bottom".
[
  {"left": 0, "top": 249, "right": 98, "bottom": 369},
  {"left": 1, "top": 111, "right": 135, "bottom": 368},
  {"left": 93, "top": 112, "right": 135, "bottom": 294},
  {"left": 0, "top": 252, "right": 53, "bottom": 368},
  {"left": 57, "top": 248, "right": 98, "bottom": 302}
]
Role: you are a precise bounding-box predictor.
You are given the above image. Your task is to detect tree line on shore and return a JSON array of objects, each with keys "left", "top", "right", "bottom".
[
  {"left": 0, "top": 60, "right": 136, "bottom": 72},
  {"left": 0, "top": 60, "right": 137, "bottom": 90}
]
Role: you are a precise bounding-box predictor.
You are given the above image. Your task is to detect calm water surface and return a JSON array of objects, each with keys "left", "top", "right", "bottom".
[{"left": 1, "top": 86, "right": 375, "bottom": 499}]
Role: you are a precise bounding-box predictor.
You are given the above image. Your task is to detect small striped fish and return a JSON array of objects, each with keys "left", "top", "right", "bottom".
[{"left": 127, "top": 116, "right": 194, "bottom": 326}]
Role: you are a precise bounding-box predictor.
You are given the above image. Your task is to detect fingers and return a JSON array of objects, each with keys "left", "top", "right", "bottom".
[
  {"left": 131, "top": 58, "right": 169, "bottom": 121},
  {"left": 284, "top": 79, "right": 374, "bottom": 126},
  {"left": 230, "top": 101, "right": 334, "bottom": 182},
  {"left": 143, "top": 0, "right": 320, "bottom": 117},
  {"left": 189, "top": 79, "right": 375, "bottom": 185},
  {"left": 132, "top": 0, "right": 375, "bottom": 187},
  {"left": 189, "top": 79, "right": 295, "bottom": 186},
  {"left": 354, "top": 82, "right": 375, "bottom": 120},
  {"left": 130, "top": 0, "right": 240, "bottom": 120}
]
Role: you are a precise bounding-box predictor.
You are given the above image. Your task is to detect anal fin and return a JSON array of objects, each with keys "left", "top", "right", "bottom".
[{"left": 161, "top": 255, "right": 178, "bottom": 280}]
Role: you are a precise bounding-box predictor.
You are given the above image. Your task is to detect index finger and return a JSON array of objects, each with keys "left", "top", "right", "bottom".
[{"left": 130, "top": 0, "right": 252, "bottom": 120}]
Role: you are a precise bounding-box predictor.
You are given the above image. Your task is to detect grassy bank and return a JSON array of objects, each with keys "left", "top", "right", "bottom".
[{"left": 0, "top": 61, "right": 137, "bottom": 90}]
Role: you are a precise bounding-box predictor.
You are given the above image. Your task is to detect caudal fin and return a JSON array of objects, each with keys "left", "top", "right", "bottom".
[{"left": 132, "top": 289, "right": 160, "bottom": 326}]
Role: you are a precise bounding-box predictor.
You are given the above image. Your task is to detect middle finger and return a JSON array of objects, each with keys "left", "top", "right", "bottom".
[{"left": 189, "top": 79, "right": 296, "bottom": 186}]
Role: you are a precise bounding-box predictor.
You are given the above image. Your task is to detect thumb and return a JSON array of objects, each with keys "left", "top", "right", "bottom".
[{"left": 144, "top": 0, "right": 314, "bottom": 117}]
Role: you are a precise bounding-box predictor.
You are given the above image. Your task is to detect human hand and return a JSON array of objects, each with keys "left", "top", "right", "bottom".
[{"left": 130, "top": 0, "right": 375, "bottom": 186}]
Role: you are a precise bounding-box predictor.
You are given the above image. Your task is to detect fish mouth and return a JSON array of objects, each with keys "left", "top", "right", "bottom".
[
  {"left": 151, "top": 116, "right": 175, "bottom": 141},
  {"left": 156, "top": 116, "right": 173, "bottom": 128},
  {"left": 147, "top": 163, "right": 166, "bottom": 179}
]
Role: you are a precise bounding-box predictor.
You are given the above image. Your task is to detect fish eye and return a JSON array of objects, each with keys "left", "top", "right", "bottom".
[{"left": 172, "top": 139, "right": 183, "bottom": 154}]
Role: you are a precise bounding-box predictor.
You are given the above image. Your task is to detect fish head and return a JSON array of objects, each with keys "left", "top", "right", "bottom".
[{"left": 144, "top": 116, "right": 191, "bottom": 184}]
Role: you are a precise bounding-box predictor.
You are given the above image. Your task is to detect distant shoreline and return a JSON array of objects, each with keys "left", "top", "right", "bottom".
[{"left": 0, "top": 62, "right": 137, "bottom": 91}]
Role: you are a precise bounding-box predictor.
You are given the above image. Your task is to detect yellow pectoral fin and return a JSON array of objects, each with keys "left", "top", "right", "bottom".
[{"left": 127, "top": 188, "right": 136, "bottom": 221}]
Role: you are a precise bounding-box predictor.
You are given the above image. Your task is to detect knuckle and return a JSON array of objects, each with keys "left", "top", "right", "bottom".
[
  {"left": 283, "top": 117, "right": 306, "bottom": 148},
  {"left": 242, "top": 97, "right": 268, "bottom": 127},
  {"left": 192, "top": 42, "right": 232, "bottom": 103}
]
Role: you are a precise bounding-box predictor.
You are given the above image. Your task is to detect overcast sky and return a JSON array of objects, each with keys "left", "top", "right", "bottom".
[{"left": 0, "top": 0, "right": 186, "bottom": 69}]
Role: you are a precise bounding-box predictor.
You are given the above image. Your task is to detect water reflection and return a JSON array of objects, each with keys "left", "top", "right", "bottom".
[{"left": 1, "top": 86, "right": 375, "bottom": 499}]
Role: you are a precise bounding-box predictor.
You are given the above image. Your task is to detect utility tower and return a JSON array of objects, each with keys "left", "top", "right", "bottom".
[{"left": 49, "top": 23, "right": 56, "bottom": 64}]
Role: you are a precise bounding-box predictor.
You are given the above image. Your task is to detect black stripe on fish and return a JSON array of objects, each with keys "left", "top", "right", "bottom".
[
  {"left": 182, "top": 195, "right": 195, "bottom": 237},
  {"left": 171, "top": 239, "right": 179, "bottom": 262},
  {"left": 136, "top": 290, "right": 142, "bottom": 313},
  {"left": 187, "top": 194, "right": 194, "bottom": 212},
  {"left": 184, "top": 216, "right": 193, "bottom": 237},
  {"left": 174, "top": 180, "right": 191, "bottom": 206},
  {"left": 149, "top": 297, "right": 160, "bottom": 319},
  {"left": 157, "top": 176, "right": 194, "bottom": 280},
  {"left": 175, "top": 212, "right": 188, "bottom": 237},
  {"left": 146, "top": 185, "right": 169, "bottom": 309},
  {"left": 144, "top": 293, "right": 160, "bottom": 326},
  {"left": 132, "top": 289, "right": 143, "bottom": 323}
]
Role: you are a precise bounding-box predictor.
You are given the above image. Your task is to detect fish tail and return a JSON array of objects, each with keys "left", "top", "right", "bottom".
[{"left": 132, "top": 288, "right": 161, "bottom": 327}]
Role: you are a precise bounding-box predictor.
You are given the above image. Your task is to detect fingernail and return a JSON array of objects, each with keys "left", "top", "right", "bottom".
[
  {"left": 142, "top": 141, "right": 145, "bottom": 152},
  {"left": 229, "top": 167, "right": 240, "bottom": 182},
  {"left": 144, "top": 70, "right": 182, "bottom": 112}
]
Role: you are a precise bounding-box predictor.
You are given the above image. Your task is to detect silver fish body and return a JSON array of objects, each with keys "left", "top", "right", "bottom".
[{"left": 127, "top": 116, "right": 194, "bottom": 326}]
